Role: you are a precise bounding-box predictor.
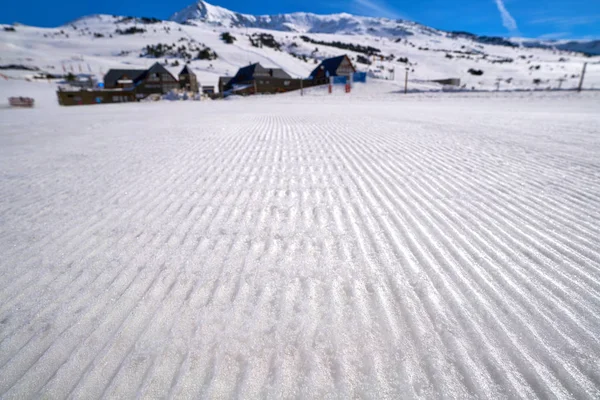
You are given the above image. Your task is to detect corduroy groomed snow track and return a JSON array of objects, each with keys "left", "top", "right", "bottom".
[{"left": 1, "top": 93, "right": 600, "bottom": 399}]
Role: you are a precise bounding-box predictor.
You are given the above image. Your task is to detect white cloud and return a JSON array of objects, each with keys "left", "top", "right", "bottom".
[
  {"left": 351, "top": 0, "right": 401, "bottom": 19},
  {"left": 536, "top": 32, "right": 571, "bottom": 40},
  {"left": 494, "top": 0, "right": 519, "bottom": 35},
  {"left": 530, "top": 15, "right": 600, "bottom": 28}
]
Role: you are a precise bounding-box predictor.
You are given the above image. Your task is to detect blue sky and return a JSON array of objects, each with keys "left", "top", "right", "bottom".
[{"left": 1, "top": 0, "right": 598, "bottom": 39}]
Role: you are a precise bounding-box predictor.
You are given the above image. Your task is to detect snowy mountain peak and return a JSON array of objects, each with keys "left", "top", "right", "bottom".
[
  {"left": 170, "top": 1, "right": 242, "bottom": 26},
  {"left": 169, "top": 0, "right": 421, "bottom": 37}
]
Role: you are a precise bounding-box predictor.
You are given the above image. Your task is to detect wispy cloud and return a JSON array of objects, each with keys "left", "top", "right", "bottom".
[
  {"left": 529, "top": 15, "right": 600, "bottom": 28},
  {"left": 528, "top": 14, "right": 600, "bottom": 40},
  {"left": 493, "top": 0, "right": 519, "bottom": 36},
  {"left": 351, "top": 0, "right": 401, "bottom": 19},
  {"left": 536, "top": 32, "right": 571, "bottom": 40}
]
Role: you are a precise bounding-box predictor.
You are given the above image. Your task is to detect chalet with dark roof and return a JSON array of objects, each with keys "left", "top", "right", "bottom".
[
  {"left": 233, "top": 63, "right": 292, "bottom": 83},
  {"left": 310, "top": 55, "right": 356, "bottom": 83},
  {"left": 221, "top": 63, "right": 297, "bottom": 95},
  {"left": 103, "top": 62, "right": 178, "bottom": 97}
]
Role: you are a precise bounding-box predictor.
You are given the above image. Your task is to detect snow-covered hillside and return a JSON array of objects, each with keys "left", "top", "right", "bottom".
[
  {"left": 0, "top": 1, "right": 599, "bottom": 93},
  {"left": 170, "top": 1, "right": 600, "bottom": 57}
]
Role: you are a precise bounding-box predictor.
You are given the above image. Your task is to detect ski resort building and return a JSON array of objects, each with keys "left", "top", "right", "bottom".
[
  {"left": 178, "top": 65, "right": 199, "bottom": 93},
  {"left": 220, "top": 63, "right": 319, "bottom": 96},
  {"left": 103, "top": 62, "right": 178, "bottom": 96},
  {"left": 222, "top": 63, "right": 294, "bottom": 95},
  {"left": 310, "top": 55, "right": 356, "bottom": 84}
]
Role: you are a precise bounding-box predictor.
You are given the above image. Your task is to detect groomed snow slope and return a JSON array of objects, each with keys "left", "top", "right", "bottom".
[{"left": 1, "top": 92, "right": 600, "bottom": 398}]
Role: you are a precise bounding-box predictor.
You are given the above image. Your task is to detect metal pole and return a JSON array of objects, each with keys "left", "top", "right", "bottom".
[
  {"left": 577, "top": 62, "right": 587, "bottom": 92},
  {"left": 404, "top": 69, "right": 409, "bottom": 94},
  {"left": 300, "top": 78, "right": 303, "bottom": 96}
]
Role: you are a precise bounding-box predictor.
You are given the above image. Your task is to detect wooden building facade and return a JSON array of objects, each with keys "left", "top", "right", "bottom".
[
  {"left": 56, "top": 89, "right": 136, "bottom": 106},
  {"left": 178, "top": 65, "right": 199, "bottom": 93}
]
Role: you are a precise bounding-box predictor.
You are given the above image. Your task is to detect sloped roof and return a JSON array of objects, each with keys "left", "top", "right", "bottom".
[
  {"left": 104, "top": 68, "right": 147, "bottom": 86},
  {"left": 234, "top": 63, "right": 264, "bottom": 81},
  {"left": 147, "top": 62, "right": 176, "bottom": 80},
  {"left": 309, "top": 55, "right": 347, "bottom": 78},
  {"left": 231, "top": 63, "right": 292, "bottom": 84},
  {"left": 179, "top": 65, "right": 195, "bottom": 76},
  {"left": 104, "top": 63, "right": 178, "bottom": 86},
  {"left": 268, "top": 68, "right": 292, "bottom": 79}
]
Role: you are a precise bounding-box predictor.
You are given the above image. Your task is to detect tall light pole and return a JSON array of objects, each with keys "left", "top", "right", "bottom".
[{"left": 578, "top": 62, "right": 587, "bottom": 92}]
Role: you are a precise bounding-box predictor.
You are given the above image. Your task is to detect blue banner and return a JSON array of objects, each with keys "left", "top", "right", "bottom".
[{"left": 353, "top": 72, "right": 367, "bottom": 83}]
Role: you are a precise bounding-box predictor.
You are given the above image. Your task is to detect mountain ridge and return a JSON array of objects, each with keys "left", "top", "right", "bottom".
[
  {"left": 168, "top": 1, "right": 600, "bottom": 56},
  {"left": 169, "top": 0, "right": 420, "bottom": 38}
]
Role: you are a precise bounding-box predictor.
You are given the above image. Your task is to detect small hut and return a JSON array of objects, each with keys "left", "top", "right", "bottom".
[{"left": 309, "top": 55, "right": 356, "bottom": 84}]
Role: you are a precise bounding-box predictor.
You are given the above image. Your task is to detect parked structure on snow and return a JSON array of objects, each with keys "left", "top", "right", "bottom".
[
  {"left": 178, "top": 65, "right": 199, "bottom": 93},
  {"left": 310, "top": 55, "right": 356, "bottom": 84},
  {"left": 9, "top": 97, "right": 35, "bottom": 107},
  {"left": 104, "top": 62, "right": 178, "bottom": 97}
]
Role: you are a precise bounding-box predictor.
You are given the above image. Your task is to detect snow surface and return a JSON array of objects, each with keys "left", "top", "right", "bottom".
[{"left": 1, "top": 81, "right": 600, "bottom": 398}]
